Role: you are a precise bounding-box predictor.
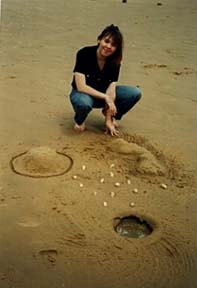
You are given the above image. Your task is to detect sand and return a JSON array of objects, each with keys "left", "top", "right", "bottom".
[
  {"left": 0, "top": 0, "right": 197, "bottom": 287},
  {"left": 11, "top": 146, "right": 73, "bottom": 177}
]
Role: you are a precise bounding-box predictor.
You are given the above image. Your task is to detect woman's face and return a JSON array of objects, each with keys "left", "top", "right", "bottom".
[{"left": 97, "top": 35, "right": 117, "bottom": 58}]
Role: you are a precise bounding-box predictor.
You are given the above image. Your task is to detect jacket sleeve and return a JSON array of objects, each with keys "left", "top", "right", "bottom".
[{"left": 73, "top": 49, "right": 87, "bottom": 75}]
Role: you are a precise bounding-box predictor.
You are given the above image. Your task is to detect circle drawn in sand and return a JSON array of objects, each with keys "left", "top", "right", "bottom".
[
  {"left": 10, "top": 146, "right": 73, "bottom": 178},
  {"left": 114, "top": 215, "right": 153, "bottom": 239}
]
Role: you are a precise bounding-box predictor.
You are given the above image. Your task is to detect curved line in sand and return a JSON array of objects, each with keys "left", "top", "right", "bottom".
[{"left": 10, "top": 150, "right": 73, "bottom": 178}]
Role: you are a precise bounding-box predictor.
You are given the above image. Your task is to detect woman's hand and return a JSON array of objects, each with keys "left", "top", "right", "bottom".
[
  {"left": 105, "top": 121, "right": 119, "bottom": 136},
  {"left": 105, "top": 94, "right": 117, "bottom": 116},
  {"left": 103, "top": 98, "right": 119, "bottom": 136}
]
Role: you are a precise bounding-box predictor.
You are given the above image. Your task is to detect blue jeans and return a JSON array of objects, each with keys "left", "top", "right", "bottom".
[{"left": 69, "top": 85, "right": 142, "bottom": 125}]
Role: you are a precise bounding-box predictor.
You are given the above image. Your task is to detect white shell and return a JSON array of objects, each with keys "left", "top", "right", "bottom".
[
  {"left": 133, "top": 188, "right": 138, "bottom": 193},
  {"left": 127, "top": 179, "right": 131, "bottom": 185},
  {"left": 160, "top": 183, "right": 167, "bottom": 189},
  {"left": 115, "top": 182, "right": 120, "bottom": 187},
  {"left": 73, "top": 175, "right": 77, "bottom": 179},
  {"left": 79, "top": 183, "right": 84, "bottom": 188},
  {"left": 103, "top": 201, "right": 108, "bottom": 207},
  {"left": 100, "top": 178, "right": 105, "bottom": 183},
  {"left": 110, "top": 191, "right": 115, "bottom": 197},
  {"left": 110, "top": 163, "right": 115, "bottom": 168},
  {"left": 110, "top": 172, "right": 114, "bottom": 177},
  {"left": 130, "top": 202, "right": 135, "bottom": 207},
  {"left": 82, "top": 165, "right": 86, "bottom": 170}
]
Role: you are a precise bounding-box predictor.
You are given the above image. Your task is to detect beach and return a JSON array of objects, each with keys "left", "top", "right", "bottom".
[{"left": 0, "top": 0, "right": 197, "bottom": 287}]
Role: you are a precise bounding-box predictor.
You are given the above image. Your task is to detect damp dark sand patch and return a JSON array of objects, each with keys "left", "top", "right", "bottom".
[{"left": 10, "top": 146, "right": 73, "bottom": 178}]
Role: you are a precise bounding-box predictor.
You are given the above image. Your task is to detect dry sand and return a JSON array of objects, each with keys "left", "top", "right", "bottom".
[{"left": 0, "top": 0, "right": 197, "bottom": 287}]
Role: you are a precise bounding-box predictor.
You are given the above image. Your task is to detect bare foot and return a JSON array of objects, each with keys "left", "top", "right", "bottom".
[{"left": 74, "top": 123, "right": 86, "bottom": 132}]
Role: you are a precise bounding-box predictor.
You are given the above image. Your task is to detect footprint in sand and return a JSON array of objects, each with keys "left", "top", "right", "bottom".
[
  {"left": 37, "top": 249, "right": 58, "bottom": 267},
  {"left": 16, "top": 216, "right": 41, "bottom": 228}
]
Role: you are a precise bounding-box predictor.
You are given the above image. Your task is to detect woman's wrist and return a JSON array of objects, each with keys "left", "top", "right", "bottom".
[
  {"left": 103, "top": 93, "right": 107, "bottom": 101},
  {"left": 102, "top": 93, "right": 107, "bottom": 102}
]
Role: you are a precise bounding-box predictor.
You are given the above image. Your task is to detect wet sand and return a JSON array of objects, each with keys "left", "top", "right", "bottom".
[{"left": 0, "top": 0, "right": 197, "bottom": 287}]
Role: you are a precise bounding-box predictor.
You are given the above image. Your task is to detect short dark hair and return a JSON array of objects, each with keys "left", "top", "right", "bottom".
[{"left": 97, "top": 24, "right": 124, "bottom": 65}]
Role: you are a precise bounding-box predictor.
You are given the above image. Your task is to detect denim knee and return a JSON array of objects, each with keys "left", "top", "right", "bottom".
[
  {"left": 115, "top": 85, "right": 142, "bottom": 120},
  {"left": 70, "top": 89, "right": 93, "bottom": 113},
  {"left": 134, "top": 87, "right": 142, "bottom": 101},
  {"left": 76, "top": 99, "right": 92, "bottom": 113},
  {"left": 127, "top": 86, "right": 142, "bottom": 102}
]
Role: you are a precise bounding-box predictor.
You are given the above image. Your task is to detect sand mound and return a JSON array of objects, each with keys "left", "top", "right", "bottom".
[
  {"left": 11, "top": 146, "right": 73, "bottom": 177},
  {"left": 110, "top": 138, "right": 166, "bottom": 176}
]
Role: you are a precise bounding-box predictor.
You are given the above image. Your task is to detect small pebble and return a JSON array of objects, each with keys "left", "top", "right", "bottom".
[
  {"left": 110, "top": 163, "right": 115, "bottom": 168},
  {"left": 73, "top": 175, "right": 77, "bottom": 179},
  {"left": 130, "top": 202, "right": 135, "bottom": 207},
  {"left": 110, "top": 172, "right": 114, "bottom": 177},
  {"left": 133, "top": 188, "right": 138, "bottom": 193},
  {"left": 160, "top": 183, "right": 167, "bottom": 189},
  {"left": 82, "top": 165, "right": 86, "bottom": 170},
  {"left": 100, "top": 178, "right": 105, "bottom": 183},
  {"left": 110, "top": 191, "right": 115, "bottom": 197},
  {"left": 94, "top": 191, "right": 97, "bottom": 196},
  {"left": 127, "top": 179, "right": 131, "bottom": 185},
  {"left": 103, "top": 201, "right": 108, "bottom": 207},
  {"left": 79, "top": 183, "right": 84, "bottom": 188},
  {"left": 114, "top": 182, "right": 120, "bottom": 187}
]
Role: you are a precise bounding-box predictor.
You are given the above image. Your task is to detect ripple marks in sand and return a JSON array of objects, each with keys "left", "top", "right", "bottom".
[
  {"left": 158, "top": 235, "right": 194, "bottom": 274},
  {"left": 122, "top": 225, "right": 195, "bottom": 287},
  {"left": 44, "top": 207, "right": 87, "bottom": 248}
]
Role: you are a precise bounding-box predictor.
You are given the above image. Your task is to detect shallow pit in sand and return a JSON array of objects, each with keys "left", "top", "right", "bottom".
[
  {"left": 10, "top": 146, "right": 73, "bottom": 178},
  {"left": 114, "top": 215, "right": 153, "bottom": 239}
]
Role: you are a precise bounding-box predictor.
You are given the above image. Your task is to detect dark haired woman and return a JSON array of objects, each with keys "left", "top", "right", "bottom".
[{"left": 69, "top": 24, "right": 142, "bottom": 136}]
